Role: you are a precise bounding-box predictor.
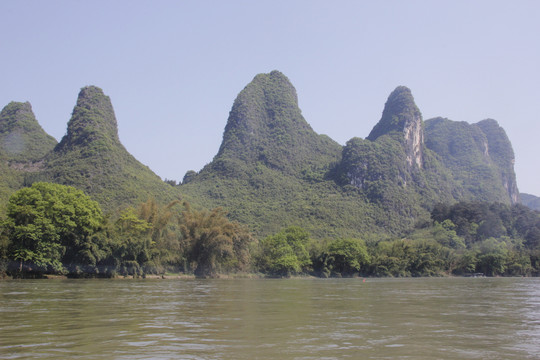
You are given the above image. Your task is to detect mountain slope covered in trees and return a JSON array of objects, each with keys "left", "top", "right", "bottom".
[
  {"left": 180, "top": 71, "right": 369, "bottom": 237},
  {"left": 181, "top": 71, "right": 521, "bottom": 237},
  {"left": 0, "top": 102, "right": 58, "bottom": 209},
  {"left": 0, "top": 71, "right": 528, "bottom": 239},
  {"left": 42, "top": 86, "right": 180, "bottom": 211}
]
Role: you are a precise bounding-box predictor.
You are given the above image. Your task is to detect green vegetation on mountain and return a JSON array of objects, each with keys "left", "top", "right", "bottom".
[
  {"left": 0, "top": 70, "right": 536, "bottom": 278},
  {"left": 0, "top": 158, "right": 23, "bottom": 213},
  {"left": 0, "top": 102, "right": 58, "bottom": 210},
  {"left": 0, "top": 102, "right": 57, "bottom": 162},
  {"left": 181, "top": 72, "right": 521, "bottom": 239},
  {"left": 181, "top": 71, "right": 373, "bottom": 238},
  {"left": 213, "top": 70, "right": 342, "bottom": 177},
  {"left": 43, "top": 86, "right": 179, "bottom": 211},
  {"left": 367, "top": 86, "right": 422, "bottom": 142},
  {"left": 476, "top": 119, "right": 520, "bottom": 202},
  {"left": 3, "top": 182, "right": 104, "bottom": 274},
  {"left": 337, "top": 135, "right": 424, "bottom": 231},
  {"left": 424, "top": 117, "right": 519, "bottom": 204}
]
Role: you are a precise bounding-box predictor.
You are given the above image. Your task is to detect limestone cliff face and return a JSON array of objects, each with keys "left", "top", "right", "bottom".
[
  {"left": 403, "top": 112, "right": 424, "bottom": 169},
  {"left": 476, "top": 119, "right": 520, "bottom": 204},
  {"left": 342, "top": 86, "right": 425, "bottom": 194},
  {"left": 424, "top": 117, "right": 520, "bottom": 205},
  {"left": 367, "top": 86, "right": 424, "bottom": 170}
]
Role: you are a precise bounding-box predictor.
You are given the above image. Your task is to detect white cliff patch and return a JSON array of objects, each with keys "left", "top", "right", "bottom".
[{"left": 403, "top": 114, "right": 424, "bottom": 169}]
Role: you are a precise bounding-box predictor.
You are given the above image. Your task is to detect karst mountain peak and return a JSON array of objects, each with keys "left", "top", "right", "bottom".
[
  {"left": 43, "top": 85, "right": 177, "bottom": 210},
  {"left": 0, "top": 101, "right": 57, "bottom": 162},
  {"left": 211, "top": 70, "right": 341, "bottom": 176},
  {"left": 55, "top": 86, "right": 120, "bottom": 153},
  {"left": 367, "top": 86, "right": 424, "bottom": 169},
  {"left": 0, "top": 71, "right": 525, "bottom": 237}
]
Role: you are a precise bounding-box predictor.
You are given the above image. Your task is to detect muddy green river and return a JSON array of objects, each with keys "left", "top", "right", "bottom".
[{"left": 1, "top": 277, "right": 539, "bottom": 359}]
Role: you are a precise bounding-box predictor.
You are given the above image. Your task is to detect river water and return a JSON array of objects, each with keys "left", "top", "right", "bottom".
[{"left": 1, "top": 277, "right": 539, "bottom": 359}]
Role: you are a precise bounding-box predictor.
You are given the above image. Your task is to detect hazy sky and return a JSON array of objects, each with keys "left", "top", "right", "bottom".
[{"left": 2, "top": 1, "right": 539, "bottom": 195}]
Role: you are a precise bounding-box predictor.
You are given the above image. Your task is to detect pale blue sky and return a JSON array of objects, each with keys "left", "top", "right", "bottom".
[{"left": 2, "top": 1, "right": 539, "bottom": 195}]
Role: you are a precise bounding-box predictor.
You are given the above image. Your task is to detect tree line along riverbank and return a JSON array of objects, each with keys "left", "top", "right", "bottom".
[{"left": 1, "top": 183, "right": 539, "bottom": 279}]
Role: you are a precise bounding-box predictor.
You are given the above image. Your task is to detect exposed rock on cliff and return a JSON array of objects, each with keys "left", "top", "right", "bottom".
[
  {"left": 367, "top": 86, "right": 424, "bottom": 170},
  {"left": 424, "top": 117, "right": 520, "bottom": 204}
]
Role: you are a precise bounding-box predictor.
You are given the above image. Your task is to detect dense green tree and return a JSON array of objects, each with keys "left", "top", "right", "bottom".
[
  {"left": 408, "top": 239, "right": 448, "bottom": 276},
  {"left": 368, "top": 240, "right": 413, "bottom": 277},
  {"left": 0, "top": 217, "right": 10, "bottom": 275},
  {"left": 258, "top": 226, "right": 312, "bottom": 276},
  {"left": 316, "top": 238, "right": 370, "bottom": 277},
  {"left": 504, "top": 247, "right": 532, "bottom": 276},
  {"left": 453, "top": 250, "right": 478, "bottom": 275},
  {"left": 5, "top": 182, "right": 104, "bottom": 275},
  {"left": 475, "top": 238, "right": 509, "bottom": 276},
  {"left": 431, "top": 220, "right": 465, "bottom": 249}
]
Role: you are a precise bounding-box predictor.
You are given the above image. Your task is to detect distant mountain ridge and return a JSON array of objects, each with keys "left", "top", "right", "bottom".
[
  {"left": 521, "top": 193, "right": 540, "bottom": 211},
  {"left": 0, "top": 71, "right": 523, "bottom": 238}
]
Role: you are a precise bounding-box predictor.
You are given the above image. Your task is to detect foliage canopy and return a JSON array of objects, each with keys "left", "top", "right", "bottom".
[{"left": 4, "top": 182, "right": 104, "bottom": 274}]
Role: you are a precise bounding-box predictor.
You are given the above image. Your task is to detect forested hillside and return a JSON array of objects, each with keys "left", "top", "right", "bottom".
[
  {"left": 1, "top": 70, "right": 539, "bottom": 278},
  {"left": 181, "top": 71, "right": 522, "bottom": 237},
  {"left": 0, "top": 102, "right": 57, "bottom": 209},
  {"left": 42, "top": 86, "right": 180, "bottom": 210}
]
